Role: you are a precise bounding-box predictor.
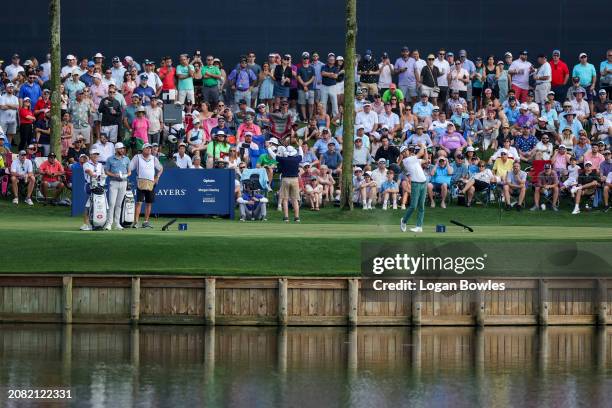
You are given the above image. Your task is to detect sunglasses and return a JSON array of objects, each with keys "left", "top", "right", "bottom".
[
  {"left": 218, "top": 103, "right": 225, "bottom": 106},
  {"left": 427, "top": 58, "right": 434, "bottom": 61},
  {"left": 580, "top": 56, "right": 587, "bottom": 59},
  {"left": 439, "top": 53, "right": 445, "bottom": 56}
]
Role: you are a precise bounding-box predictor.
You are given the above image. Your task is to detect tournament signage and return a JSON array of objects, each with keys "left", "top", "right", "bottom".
[{"left": 71, "top": 166, "right": 235, "bottom": 218}]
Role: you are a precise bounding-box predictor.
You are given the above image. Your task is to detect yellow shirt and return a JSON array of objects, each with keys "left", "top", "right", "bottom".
[{"left": 493, "top": 158, "right": 514, "bottom": 178}]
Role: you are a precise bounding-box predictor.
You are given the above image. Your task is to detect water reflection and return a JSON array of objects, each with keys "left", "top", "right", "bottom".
[{"left": 0, "top": 325, "right": 610, "bottom": 407}]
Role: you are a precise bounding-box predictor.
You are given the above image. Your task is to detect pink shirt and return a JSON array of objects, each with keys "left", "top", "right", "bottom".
[
  {"left": 236, "top": 123, "right": 262, "bottom": 143},
  {"left": 132, "top": 117, "right": 150, "bottom": 142}
]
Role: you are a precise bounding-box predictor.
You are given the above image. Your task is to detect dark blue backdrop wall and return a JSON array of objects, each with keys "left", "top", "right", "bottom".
[{"left": 2, "top": 1, "right": 610, "bottom": 67}]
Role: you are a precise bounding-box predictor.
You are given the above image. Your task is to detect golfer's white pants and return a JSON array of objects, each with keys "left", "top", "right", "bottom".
[
  {"left": 107, "top": 180, "right": 127, "bottom": 226},
  {"left": 319, "top": 85, "right": 338, "bottom": 117}
]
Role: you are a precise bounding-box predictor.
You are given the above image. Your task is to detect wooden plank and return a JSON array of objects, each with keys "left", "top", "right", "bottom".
[
  {"left": 62, "top": 276, "right": 73, "bottom": 324},
  {"left": 278, "top": 279, "right": 288, "bottom": 325},
  {"left": 140, "top": 278, "right": 205, "bottom": 289},
  {"left": 205, "top": 278, "right": 215, "bottom": 325},
  {"left": 288, "top": 279, "right": 347, "bottom": 289},
  {"left": 73, "top": 277, "right": 131, "bottom": 288},
  {"left": 348, "top": 279, "right": 358, "bottom": 326},
  {"left": 0, "top": 276, "right": 63, "bottom": 287},
  {"left": 539, "top": 279, "right": 549, "bottom": 325},
  {"left": 131, "top": 277, "right": 140, "bottom": 323},
  {"left": 216, "top": 279, "right": 277, "bottom": 289},
  {"left": 596, "top": 279, "right": 608, "bottom": 325}
]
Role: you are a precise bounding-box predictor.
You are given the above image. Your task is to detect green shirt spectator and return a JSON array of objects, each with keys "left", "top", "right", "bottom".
[
  {"left": 382, "top": 87, "right": 404, "bottom": 103},
  {"left": 201, "top": 65, "right": 221, "bottom": 87}
]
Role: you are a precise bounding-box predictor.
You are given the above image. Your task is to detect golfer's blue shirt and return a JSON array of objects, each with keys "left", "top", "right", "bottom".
[{"left": 105, "top": 155, "right": 130, "bottom": 180}]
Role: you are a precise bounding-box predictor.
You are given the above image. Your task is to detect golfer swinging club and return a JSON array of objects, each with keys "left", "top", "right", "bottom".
[{"left": 400, "top": 143, "right": 428, "bottom": 233}]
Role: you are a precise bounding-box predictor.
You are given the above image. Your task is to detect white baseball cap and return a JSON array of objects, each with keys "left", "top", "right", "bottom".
[
  {"left": 94, "top": 52, "right": 104, "bottom": 59},
  {"left": 66, "top": 54, "right": 76, "bottom": 60},
  {"left": 286, "top": 146, "right": 298, "bottom": 157},
  {"left": 90, "top": 149, "right": 100, "bottom": 155},
  {"left": 114, "top": 142, "right": 125, "bottom": 149}
]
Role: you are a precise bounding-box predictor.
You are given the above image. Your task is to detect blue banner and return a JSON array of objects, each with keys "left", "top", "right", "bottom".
[{"left": 71, "top": 166, "right": 235, "bottom": 218}]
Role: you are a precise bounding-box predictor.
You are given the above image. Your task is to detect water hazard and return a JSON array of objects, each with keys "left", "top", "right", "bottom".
[{"left": 0, "top": 325, "right": 611, "bottom": 407}]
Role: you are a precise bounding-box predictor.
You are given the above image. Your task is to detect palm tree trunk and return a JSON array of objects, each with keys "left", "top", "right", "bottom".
[
  {"left": 339, "top": 0, "right": 357, "bottom": 210},
  {"left": 49, "top": 0, "right": 62, "bottom": 156}
]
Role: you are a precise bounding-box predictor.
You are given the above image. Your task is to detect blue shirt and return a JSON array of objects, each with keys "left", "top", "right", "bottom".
[
  {"left": 105, "top": 155, "right": 131, "bottom": 180},
  {"left": 133, "top": 85, "right": 155, "bottom": 106},
  {"left": 515, "top": 135, "right": 538, "bottom": 153},
  {"left": 381, "top": 179, "right": 398, "bottom": 192},
  {"left": 559, "top": 116, "right": 583, "bottom": 135},
  {"left": 321, "top": 150, "right": 342, "bottom": 169},
  {"left": 80, "top": 73, "right": 94, "bottom": 87},
  {"left": 431, "top": 165, "right": 452, "bottom": 185},
  {"left": 18, "top": 82, "right": 42, "bottom": 104},
  {"left": 572, "top": 63, "right": 596, "bottom": 87},
  {"left": 313, "top": 137, "right": 340, "bottom": 156},
  {"left": 504, "top": 106, "right": 520, "bottom": 125},
  {"left": 413, "top": 101, "right": 434, "bottom": 117},
  {"left": 228, "top": 68, "right": 256, "bottom": 91},
  {"left": 311, "top": 61, "right": 324, "bottom": 90},
  {"left": 320, "top": 64, "right": 338, "bottom": 87},
  {"left": 573, "top": 144, "right": 591, "bottom": 161},
  {"left": 297, "top": 65, "right": 316, "bottom": 90},
  {"left": 600, "top": 60, "right": 612, "bottom": 85},
  {"left": 451, "top": 162, "right": 469, "bottom": 183}
]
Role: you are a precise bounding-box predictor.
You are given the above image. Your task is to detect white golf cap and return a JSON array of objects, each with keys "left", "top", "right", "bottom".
[
  {"left": 356, "top": 124, "right": 365, "bottom": 131},
  {"left": 71, "top": 68, "right": 80, "bottom": 75},
  {"left": 519, "top": 103, "right": 528, "bottom": 110},
  {"left": 364, "top": 171, "right": 372, "bottom": 177},
  {"left": 466, "top": 146, "right": 476, "bottom": 152},
  {"left": 579, "top": 52, "right": 587, "bottom": 58},
  {"left": 559, "top": 144, "right": 567, "bottom": 149},
  {"left": 538, "top": 116, "right": 547, "bottom": 121},
  {"left": 286, "top": 146, "right": 298, "bottom": 157},
  {"left": 93, "top": 73, "right": 102, "bottom": 79},
  {"left": 114, "top": 142, "right": 125, "bottom": 149},
  {"left": 192, "top": 118, "right": 201, "bottom": 124},
  {"left": 337, "top": 55, "right": 344, "bottom": 61},
  {"left": 215, "top": 130, "right": 226, "bottom": 136},
  {"left": 500, "top": 148, "right": 509, "bottom": 155},
  {"left": 584, "top": 160, "right": 593, "bottom": 166},
  {"left": 269, "top": 137, "right": 279, "bottom": 145},
  {"left": 142, "top": 143, "right": 152, "bottom": 149},
  {"left": 94, "top": 52, "right": 104, "bottom": 58},
  {"left": 90, "top": 149, "right": 100, "bottom": 155},
  {"left": 353, "top": 166, "right": 362, "bottom": 173},
  {"left": 244, "top": 131, "right": 253, "bottom": 136},
  {"left": 66, "top": 54, "right": 76, "bottom": 60},
  {"left": 400, "top": 145, "right": 408, "bottom": 153}
]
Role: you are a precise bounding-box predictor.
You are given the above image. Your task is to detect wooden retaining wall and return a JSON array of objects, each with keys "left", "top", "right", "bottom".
[{"left": 0, "top": 276, "right": 610, "bottom": 326}]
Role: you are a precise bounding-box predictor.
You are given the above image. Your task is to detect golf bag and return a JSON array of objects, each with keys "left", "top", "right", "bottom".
[
  {"left": 88, "top": 181, "right": 108, "bottom": 230},
  {"left": 120, "top": 185, "right": 136, "bottom": 227}
]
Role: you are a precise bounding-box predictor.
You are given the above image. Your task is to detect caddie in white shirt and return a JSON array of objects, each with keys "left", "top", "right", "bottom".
[
  {"left": 400, "top": 143, "right": 429, "bottom": 233},
  {"left": 129, "top": 143, "right": 163, "bottom": 229},
  {"left": 80, "top": 149, "right": 105, "bottom": 230}
]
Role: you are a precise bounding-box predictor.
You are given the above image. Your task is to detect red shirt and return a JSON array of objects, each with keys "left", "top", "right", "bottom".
[
  {"left": 19, "top": 108, "right": 35, "bottom": 125},
  {"left": 158, "top": 66, "right": 176, "bottom": 90},
  {"left": 550, "top": 59, "right": 569, "bottom": 87},
  {"left": 39, "top": 160, "right": 64, "bottom": 182},
  {"left": 34, "top": 98, "right": 51, "bottom": 121}
]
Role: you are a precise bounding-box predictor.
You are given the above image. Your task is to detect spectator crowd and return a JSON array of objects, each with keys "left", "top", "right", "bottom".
[{"left": 0, "top": 46, "right": 611, "bottom": 222}]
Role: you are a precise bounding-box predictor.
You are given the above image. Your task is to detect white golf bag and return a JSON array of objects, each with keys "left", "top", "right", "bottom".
[
  {"left": 88, "top": 180, "right": 108, "bottom": 230},
  {"left": 120, "top": 185, "right": 136, "bottom": 227}
]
